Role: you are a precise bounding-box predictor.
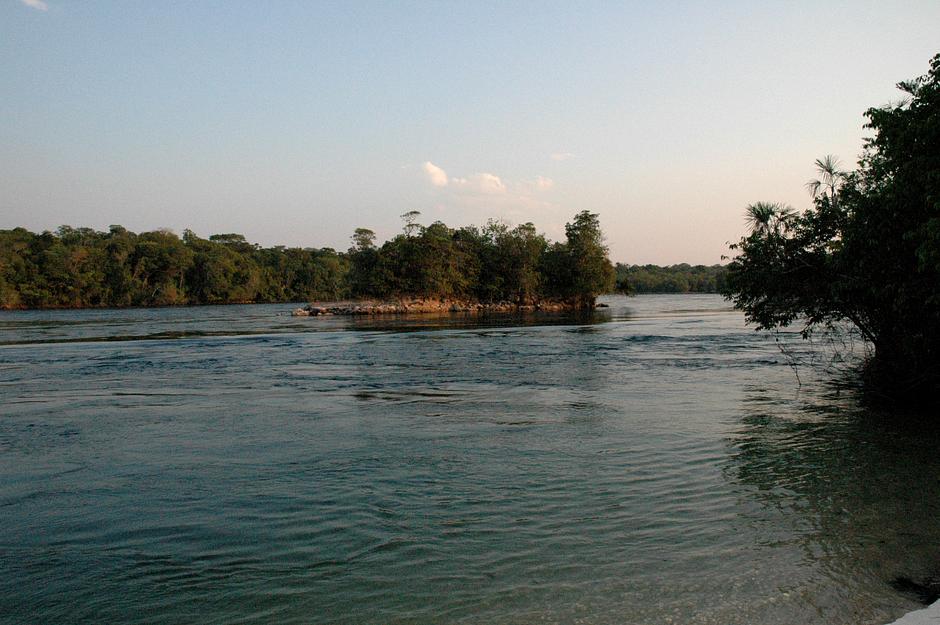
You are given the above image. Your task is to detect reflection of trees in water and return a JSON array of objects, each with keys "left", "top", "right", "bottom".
[
  {"left": 767, "top": 325, "right": 870, "bottom": 389},
  {"left": 341, "top": 307, "right": 611, "bottom": 333},
  {"left": 343, "top": 312, "right": 615, "bottom": 426},
  {"left": 726, "top": 387, "right": 940, "bottom": 614}
]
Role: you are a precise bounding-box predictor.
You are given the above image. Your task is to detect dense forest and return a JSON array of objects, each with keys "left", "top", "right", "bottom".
[
  {"left": 0, "top": 226, "right": 348, "bottom": 308},
  {"left": 615, "top": 263, "right": 726, "bottom": 294},
  {"left": 723, "top": 53, "right": 940, "bottom": 399},
  {"left": 0, "top": 211, "right": 615, "bottom": 310}
]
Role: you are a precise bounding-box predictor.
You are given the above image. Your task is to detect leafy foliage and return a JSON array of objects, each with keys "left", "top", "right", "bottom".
[
  {"left": 0, "top": 226, "right": 348, "bottom": 308},
  {"left": 616, "top": 263, "right": 727, "bottom": 294},
  {"left": 723, "top": 53, "right": 940, "bottom": 397},
  {"left": 0, "top": 211, "right": 615, "bottom": 309},
  {"left": 347, "top": 210, "right": 614, "bottom": 307}
]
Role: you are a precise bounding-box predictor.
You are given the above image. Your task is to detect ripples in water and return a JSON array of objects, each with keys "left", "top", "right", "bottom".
[{"left": 1, "top": 294, "right": 937, "bottom": 624}]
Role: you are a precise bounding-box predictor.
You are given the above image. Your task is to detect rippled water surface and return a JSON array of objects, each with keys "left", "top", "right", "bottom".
[{"left": 2, "top": 295, "right": 939, "bottom": 624}]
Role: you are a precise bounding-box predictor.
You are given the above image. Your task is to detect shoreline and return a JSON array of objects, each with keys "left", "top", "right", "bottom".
[
  {"left": 0, "top": 292, "right": 732, "bottom": 313},
  {"left": 291, "top": 298, "right": 588, "bottom": 317},
  {"left": 886, "top": 599, "right": 940, "bottom": 624}
]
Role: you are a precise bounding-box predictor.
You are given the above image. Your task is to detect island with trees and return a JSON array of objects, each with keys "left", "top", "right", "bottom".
[
  {"left": 7, "top": 49, "right": 938, "bottom": 402},
  {"left": 0, "top": 210, "right": 615, "bottom": 313},
  {"left": 723, "top": 53, "right": 940, "bottom": 400}
]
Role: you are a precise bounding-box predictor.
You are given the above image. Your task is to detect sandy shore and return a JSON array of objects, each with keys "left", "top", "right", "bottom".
[{"left": 885, "top": 599, "right": 940, "bottom": 624}]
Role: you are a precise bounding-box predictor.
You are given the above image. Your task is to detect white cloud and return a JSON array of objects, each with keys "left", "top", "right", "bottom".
[
  {"left": 452, "top": 172, "right": 506, "bottom": 195},
  {"left": 419, "top": 161, "right": 560, "bottom": 225},
  {"left": 550, "top": 152, "right": 576, "bottom": 161},
  {"left": 516, "top": 175, "right": 555, "bottom": 195},
  {"left": 535, "top": 175, "right": 554, "bottom": 190},
  {"left": 423, "top": 161, "right": 448, "bottom": 187},
  {"left": 445, "top": 190, "right": 562, "bottom": 229},
  {"left": 20, "top": 0, "right": 49, "bottom": 10}
]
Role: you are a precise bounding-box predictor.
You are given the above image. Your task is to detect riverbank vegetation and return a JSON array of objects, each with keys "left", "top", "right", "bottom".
[
  {"left": 615, "top": 263, "right": 727, "bottom": 294},
  {"left": 723, "top": 53, "right": 940, "bottom": 400},
  {"left": 0, "top": 211, "right": 615, "bottom": 310}
]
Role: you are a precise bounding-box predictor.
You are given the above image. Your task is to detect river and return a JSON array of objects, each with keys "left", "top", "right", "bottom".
[{"left": 1, "top": 294, "right": 938, "bottom": 624}]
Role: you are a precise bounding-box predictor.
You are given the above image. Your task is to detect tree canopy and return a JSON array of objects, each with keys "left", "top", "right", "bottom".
[
  {"left": 615, "top": 263, "right": 727, "bottom": 294},
  {"left": 0, "top": 211, "right": 615, "bottom": 310},
  {"left": 723, "top": 53, "right": 940, "bottom": 398},
  {"left": 345, "top": 210, "right": 614, "bottom": 307},
  {"left": 0, "top": 225, "right": 348, "bottom": 309}
]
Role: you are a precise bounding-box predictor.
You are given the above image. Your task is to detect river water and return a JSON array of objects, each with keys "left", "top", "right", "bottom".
[{"left": 1, "top": 294, "right": 938, "bottom": 624}]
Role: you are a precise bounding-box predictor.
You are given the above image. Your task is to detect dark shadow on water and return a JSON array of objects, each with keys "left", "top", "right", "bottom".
[
  {"left": 890, "top": 576, "right": 940, "bottom": 605},
  {"left": 726, "top": 385, "right": 940, "bottom": 610},
  {"left": 338, "top": 308, "right": 614, "bottom": 333},
  {"left": 0, "top": 329, "right": 277, "bottom": 346},
  {"left": 0, "top": 308, "right": 619, "bottom": 347}
]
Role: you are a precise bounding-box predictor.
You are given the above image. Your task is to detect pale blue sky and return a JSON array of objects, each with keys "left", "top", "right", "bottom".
[{"left": 2, "top": 1, "right": 938, "bottom": 263}]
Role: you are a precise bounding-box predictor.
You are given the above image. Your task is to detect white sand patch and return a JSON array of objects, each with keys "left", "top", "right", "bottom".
[{"left": 887, "top": 599, "right": 940, "bottom": 624}]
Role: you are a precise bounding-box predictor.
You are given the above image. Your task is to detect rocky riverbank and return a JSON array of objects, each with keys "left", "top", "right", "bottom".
[{"left": 291, "top": 298, "right": 579, "bottom": 316}]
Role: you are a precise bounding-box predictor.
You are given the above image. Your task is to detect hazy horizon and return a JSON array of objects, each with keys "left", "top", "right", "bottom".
[{"left": 2, "top": 1, "right": 938, "bottom": 264}]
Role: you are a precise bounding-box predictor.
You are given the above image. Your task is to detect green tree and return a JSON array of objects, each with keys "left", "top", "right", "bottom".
[
  {"left": 0, "top": 212, "right": 615, "bottom": 311},
  {"left": 805, "top": 155, "right": 847, "bottom": 205},
  {"left": 103, "top": 225, "right": 139, "bottom": 306},
  {"left": 184, "top": 231, "right": 260, "bottom": 304},
  {"left": 744, "top": 202, "right": 794, "bottom": 236},
  {"left": 723, "top": 53, "right": 940, "bottom": 398},
  {"left": 401, "top": 211, "right": 422, "bottom": 237},
  {"left": 559, "top": 210, "right": 616, "bottom": 307},
  {"left": 348, "top": 228, "right": 382, "bottom": 297},
  {"left": 502, "top": 223, "right": 547, "bottom": 304},
  {"left": 0, "top": 228, "right": 33, "bottom": 307}
]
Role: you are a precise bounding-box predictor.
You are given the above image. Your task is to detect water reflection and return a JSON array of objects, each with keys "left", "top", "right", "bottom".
[
  {"left": 323, "top": 307, "right": 613, "bottom": 333},
  {"left": 726, "top": 385, "right": 940, "bottom": 620},
  {"left": 0, "top": 304, "right": 615, "bottom": 345},
  {"left": 2, "top": 294, "right": 932, "bottom": 625}
]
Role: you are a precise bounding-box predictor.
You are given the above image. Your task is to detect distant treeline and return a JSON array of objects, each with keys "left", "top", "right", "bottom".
[
  {"left": 615, "top": 263, "right": 727, "bottom": 294},
  {"left": 0, "top": 211, "right": 615, "bottom": 310}
]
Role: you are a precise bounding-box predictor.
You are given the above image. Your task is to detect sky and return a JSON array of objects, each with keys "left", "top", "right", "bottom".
[{"left": 2, "top": 1, "right": 939, "bottom": 264}]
